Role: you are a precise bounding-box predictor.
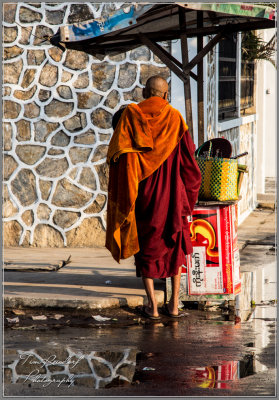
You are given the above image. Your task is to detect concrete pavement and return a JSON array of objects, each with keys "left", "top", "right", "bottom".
[
  {"left": 3, "top": 207, "right": 276, "bottom": 311},
  {"left": 4, "top": 247, "right": 163, "bottom": 310}
]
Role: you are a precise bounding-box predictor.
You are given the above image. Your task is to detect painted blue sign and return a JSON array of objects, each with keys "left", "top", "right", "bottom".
[{"left": 63, "top": 4, "right": 153, "bottom": 42}]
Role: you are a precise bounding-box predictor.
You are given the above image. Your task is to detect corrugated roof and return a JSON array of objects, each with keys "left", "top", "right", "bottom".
[{"left": 50, "top": 3, "right": 275, "bottom": 58}]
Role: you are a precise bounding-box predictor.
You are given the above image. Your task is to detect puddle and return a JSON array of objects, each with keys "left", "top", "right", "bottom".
[
  {"left": 187, "top": 354, "right": 255, "bottom": 389},
  {"left": 4, "top": 304, "right": 276, "bottom": 396},
  {"left": 4, "top": 348, "right": 138, "bottom": 389},
  {"left": 134, "top": 352, "right": 265, "bottom": 390},
  {"left": 4, "top": 346, "right": 268, "bottom": 391}
]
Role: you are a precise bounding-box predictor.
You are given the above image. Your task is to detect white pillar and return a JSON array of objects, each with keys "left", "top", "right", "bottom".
[
  {"left": 256, "top": 50, "right": 266, "bottom": 193},
  {"left": 263, "top": 30, "right": 276, "bottom": 178}
]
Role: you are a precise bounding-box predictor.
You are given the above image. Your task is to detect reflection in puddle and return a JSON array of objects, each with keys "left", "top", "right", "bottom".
[
  {"left": 189, "top": 354, "right": 254, "bottom": 389},
  {"left": 6, "top": 347, "right": 262, "bottom": 391},
  {"left": 135, "top": 352, "right": 266, "bottom": 390},
  {"left": 5, "top": 348, "right": 138, "bottom": 389},
  {"left": 4, "top": 303, "right": 275, "bottom": 394}
]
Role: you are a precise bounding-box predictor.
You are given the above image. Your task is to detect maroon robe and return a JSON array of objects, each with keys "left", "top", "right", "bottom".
[{"left": 134, "top": 130, "right": 201, "bottom": 279}]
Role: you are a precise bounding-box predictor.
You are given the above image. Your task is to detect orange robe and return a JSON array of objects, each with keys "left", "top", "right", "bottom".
[{"left": 106, "top": 96, "right": 199, "bottom": 262}]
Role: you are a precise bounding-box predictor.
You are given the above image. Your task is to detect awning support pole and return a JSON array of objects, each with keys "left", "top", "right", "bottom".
[
  {"left": 197, "top": 11, "right": 204, "bottom": 147},
  {"left": 183, "top": 31, "right": 225, "bottom": 75},
  {"left": 139, "top": 34, "right": 188, "bottom": 83},
  {"left": 139, "top": 34, "right": 197, "bottom": 81},
  {"left": 179, "top": 7, "right": 194, "bottom": 139},
  {"left": 149, "top": 40, "right": 197, "bottom": 81}
]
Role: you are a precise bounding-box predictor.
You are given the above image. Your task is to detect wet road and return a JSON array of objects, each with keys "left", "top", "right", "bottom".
[{"left": 4, "top": 302, "right": 276, "bottom": 397}]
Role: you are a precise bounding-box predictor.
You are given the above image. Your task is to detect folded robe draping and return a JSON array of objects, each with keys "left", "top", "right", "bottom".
[
  {"left": 106, "top": 96, "right": 201, "bottom": 264},
  {"left": 134, "top": 131, "right": 201, "bottom": 278}
]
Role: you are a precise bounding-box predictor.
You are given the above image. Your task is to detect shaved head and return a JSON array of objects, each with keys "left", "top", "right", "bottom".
[{"left": 143, "top": 75, "right": 169, "bottom": 100}]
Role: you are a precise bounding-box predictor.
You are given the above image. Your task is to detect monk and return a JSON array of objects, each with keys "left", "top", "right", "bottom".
[{"left": 106, "top": 75, "right": 201, "bottom": 319}]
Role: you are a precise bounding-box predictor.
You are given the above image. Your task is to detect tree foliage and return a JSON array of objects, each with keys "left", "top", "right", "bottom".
[{"left": 242, "top": 31, "right": 276, "bottom": 67}]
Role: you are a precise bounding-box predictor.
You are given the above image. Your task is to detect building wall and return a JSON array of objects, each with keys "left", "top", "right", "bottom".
[
  {"left": 264, "top": 55, "right": 276, "bottom": 178},
  {"left": 171, "top": 35, "right": 258, "bottom": 222},
  {"left": 256, "top": 28, "right": 276, "bottom": 194},
  {"left": 218, "top": 121, "right": 256, "bottom": 222},
  {"left": 3, "top": 2, "right": 170, "bottom": 247}
]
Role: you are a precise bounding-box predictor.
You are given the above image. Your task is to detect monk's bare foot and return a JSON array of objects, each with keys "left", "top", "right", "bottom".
[
  {"left": 144, "top": 305, "right": 159, "bottom": 318},
  {"left": 165, "top": 303, "right": 178, "bottom": 316}
]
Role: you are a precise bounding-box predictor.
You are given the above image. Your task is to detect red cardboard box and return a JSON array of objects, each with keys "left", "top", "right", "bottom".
[{"left": 187, "top": 204, "right": 241, "bottom": 295}]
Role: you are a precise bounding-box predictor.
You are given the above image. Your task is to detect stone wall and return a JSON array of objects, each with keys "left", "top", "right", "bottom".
[{"left": 3, "top": 3, "right": 170, "bottom": 247}]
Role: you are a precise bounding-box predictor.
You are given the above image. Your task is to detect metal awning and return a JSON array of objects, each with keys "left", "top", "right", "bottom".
[
  {"left": 50, "top": 3, "right": 275, "bottom": 143},
  {"left": 50, "top": 3, "right": 275, "bottom": 57}
]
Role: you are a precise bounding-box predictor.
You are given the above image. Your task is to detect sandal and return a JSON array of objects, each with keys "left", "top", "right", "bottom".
[
  {"left": 140, "top": 306, "right": 161, "bottom": 320},
  {"left": 161, "top": 304, "right": 183, "bottom": 318}
]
